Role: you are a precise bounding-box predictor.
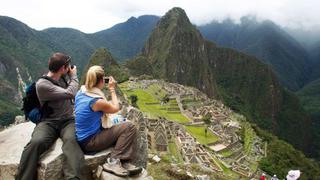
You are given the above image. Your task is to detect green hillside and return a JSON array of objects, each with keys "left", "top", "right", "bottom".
[
  {"left": 199, "top": 17, "right": 311, "bottom": 91},
  {"left": 81, "top": 48, "right": 129, "bottom": 85},
  {"left": 91, "top": 15, "right": 159, "bottom": 62},
  {"left": 0, "top": 16, "right": 54, "bottom": 125},
  {"left": 297, "top": 79, "right": 320, "bottom": 117}
]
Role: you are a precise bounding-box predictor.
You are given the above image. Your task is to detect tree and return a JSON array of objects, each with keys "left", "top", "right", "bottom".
[
  {"left": 161, "top": 94, "right": 170, "bottom": 104},
  {"left": 129, "top": 95, "right": 138, "bottom": 108},
  {"left": 202, "top": 114, "right": 211, "bottom": 137}
]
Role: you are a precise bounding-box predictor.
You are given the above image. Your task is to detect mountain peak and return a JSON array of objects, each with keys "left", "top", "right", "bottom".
[
  {"left": 82, "top": 48, "right": 129, "bottom": 83},
  {"left": 165, "top": 7, "right": 188, "bottom": 18},
  {"left": 158, "top": 7, "right": 191, "bottom": 29},
  {"left": 89, "top": 48, "right": 118, "bottom": 66},
  {"left": 0, "top": 15, "right": 36, "bottom": 37},
  {"left": 137, "top": 15, "right": 160, "bottom": 21},
  {"left": 128, "top": 7, "right": 216, "bottom": 97},
  {"left": 127, "top": 16, "right": 137, "bottom": 23}
]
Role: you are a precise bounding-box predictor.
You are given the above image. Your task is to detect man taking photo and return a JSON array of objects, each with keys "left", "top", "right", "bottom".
[{"left": 16, "top": 52, "right": 85, "bottom": 180}]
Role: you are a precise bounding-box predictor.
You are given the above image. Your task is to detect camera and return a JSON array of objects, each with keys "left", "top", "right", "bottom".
[
  {"left": 104, "top": 77, "right": 109, "bottom": 83},
  {"left": 67, "top": 65, "right": 74, "bottom": 74}
]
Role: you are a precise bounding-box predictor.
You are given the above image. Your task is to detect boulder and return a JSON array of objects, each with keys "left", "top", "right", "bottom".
[
  {"left": 0, "top": 122, "right": 98, "bottom": 180},
  {"left": 0, "top": 122, "right": 35, "bottom": 180},
  {"left": 95, "top": 166, "right": 153, "bottom": 180},
  {"left": 0, "top": 111, "right": 150, "bottom": 180},
  {"left": 14, "top": 115, "right": 26, "bottom": 125}
]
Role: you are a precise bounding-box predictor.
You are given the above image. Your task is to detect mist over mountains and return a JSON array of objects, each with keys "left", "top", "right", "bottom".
[{"left": 199, "top": 17, "right": 312, "bottom": 91}]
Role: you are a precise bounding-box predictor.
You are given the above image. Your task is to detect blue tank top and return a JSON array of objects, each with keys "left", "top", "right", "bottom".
[{"left": 75, "top": 91, "right": 103, "bottom": 142}]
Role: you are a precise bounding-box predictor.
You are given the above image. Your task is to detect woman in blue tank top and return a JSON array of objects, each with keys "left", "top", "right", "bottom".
[{"left": 75, "top": 65, "right": 141, "bottom": 177}]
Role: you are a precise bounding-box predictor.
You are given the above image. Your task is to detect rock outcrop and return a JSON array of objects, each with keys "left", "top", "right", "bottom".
[
  {"left": 94, "top": 165, "right": 152, "bottom": 180},
  {"left": 0, "top": 106, "right": 149, "bottom": 180}
]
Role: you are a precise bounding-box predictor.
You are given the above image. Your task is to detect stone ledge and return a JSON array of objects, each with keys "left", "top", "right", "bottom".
[
  {"left": 95, "top": 166, "right": 153, "bottom": 180},
  {"left": 0, "top": 122, "right": 112, "bottom": 180},
  {"left": 100, "top": 169, "right": 152, "bottom": 180},
  {"left": 1, "top": 107, "right": 149, "bottom": 180}
]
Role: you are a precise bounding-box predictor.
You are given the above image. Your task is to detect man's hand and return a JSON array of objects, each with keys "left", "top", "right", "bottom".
[{"left": 68, "top": 65, "right": 77, "bottom": 76}]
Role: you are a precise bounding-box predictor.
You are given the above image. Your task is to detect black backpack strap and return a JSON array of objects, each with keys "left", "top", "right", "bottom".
[
  {"left": 40, "top": 76, "right": 62, "bottom": 87},
  {"left": 37, "top": 76, "right": 63, "bottom": 119},
  {"left": 41, "top": 75, "right": 69, "bottom": 87}
]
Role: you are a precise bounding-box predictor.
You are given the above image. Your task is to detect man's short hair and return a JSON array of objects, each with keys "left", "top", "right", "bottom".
[{"left": 48, "top": 53, "right": 71, "bottom": 72}]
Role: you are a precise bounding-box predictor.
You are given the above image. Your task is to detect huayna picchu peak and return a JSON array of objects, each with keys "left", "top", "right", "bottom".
[{"left": 127, "top": 7, "right": 217, "bottom": 97}]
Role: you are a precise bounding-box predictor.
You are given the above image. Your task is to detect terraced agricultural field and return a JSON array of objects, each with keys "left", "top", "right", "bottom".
[
  {"left": 184, "top": 125, "right": 219, "bottom": 145},
  {"left": 119, "top": 82, "right": 190, "bottom": 123}
]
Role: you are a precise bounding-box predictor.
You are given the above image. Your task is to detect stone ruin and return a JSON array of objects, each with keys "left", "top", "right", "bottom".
[
  {"left": 144, "top": 115, "right": 223, "bottom": 172},
  {"left": 146, "top": 118, "right": 174, "bottom": 152},
  {"left": 123, "top": 79, "right": 266, "bottom": 178}
]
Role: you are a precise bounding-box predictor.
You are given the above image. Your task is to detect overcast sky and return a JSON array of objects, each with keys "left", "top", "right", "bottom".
[{"left": 1, "top": 0, "right": 320, "bottom": 33}]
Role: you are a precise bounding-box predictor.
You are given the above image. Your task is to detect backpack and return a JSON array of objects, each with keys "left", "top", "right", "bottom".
[{"left": 22, "top": 76, "right": 67, "bottom": 124}]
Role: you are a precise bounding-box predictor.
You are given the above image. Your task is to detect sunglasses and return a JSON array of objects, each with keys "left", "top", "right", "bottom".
[{"left": 64, "top": 56, "right": 71, "bottom": 66}]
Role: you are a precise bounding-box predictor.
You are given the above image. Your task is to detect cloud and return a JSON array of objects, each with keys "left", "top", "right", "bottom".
[{"left": 0, "top": 0, "right": 320, "bottom": 33}]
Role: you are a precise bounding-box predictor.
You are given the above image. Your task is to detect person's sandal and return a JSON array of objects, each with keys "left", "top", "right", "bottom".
[
  {"left": 122, "top": 162, "right": 142, "bottom": 176},
  {"left": 102, "top": 158, "right": 129, "bottom": 177}
]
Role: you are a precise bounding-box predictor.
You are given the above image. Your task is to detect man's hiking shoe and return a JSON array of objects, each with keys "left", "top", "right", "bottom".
[
  {"left": 122, "top": 162, "right": 142, "bottom": 176},
  {"left": 102, "top": 158, "right": 129, "bottom": 177}
]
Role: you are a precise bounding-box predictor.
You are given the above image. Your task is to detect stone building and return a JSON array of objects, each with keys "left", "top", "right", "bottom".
[{"left": 154, "top": 119, "right": 168, "bottom": 152}]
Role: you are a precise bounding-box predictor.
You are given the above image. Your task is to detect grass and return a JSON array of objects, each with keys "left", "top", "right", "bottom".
[
  {"left": 147, "top": 84, "right": 167, "bottom": 99},
  {"left": 168, "top": 141, "right": 184, "bottom": 163},
  {"left": 243, "top": 123, "right": 255, "bottom": 155},
  {"left": 219, "top": 149, "right": 234, "bottom": 157},
  {"left": 213, "top": 155, "right": 243, "bottom": 179},
  {"left": 147, "top": 161, "right": 176, "bottom": 180},
  {"left": 147, "top": 161, "right": 227, "bottom": 180},
  {"left": 181, "top": 97, "right": 202, "bottom": 108},
  {"left": 184, "top": 125, "right": 219, "bottom": 145},
  {"left": 119, "top": 82, "right": 190, "bottom": 123}
]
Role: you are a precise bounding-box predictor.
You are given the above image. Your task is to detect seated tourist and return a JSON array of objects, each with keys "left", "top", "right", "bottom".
[{"left": 75, "top": 65, "right": 141, "bottom": 177}]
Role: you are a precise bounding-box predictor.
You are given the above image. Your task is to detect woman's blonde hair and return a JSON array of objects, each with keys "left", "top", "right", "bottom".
[{"left": 85, "top": 65, "right": 105, "bottom": 90}]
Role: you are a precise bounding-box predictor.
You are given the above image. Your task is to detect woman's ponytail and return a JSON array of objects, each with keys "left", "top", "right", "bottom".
[{"left": 85, "top": 65, "right": 104, "bottom": 90}]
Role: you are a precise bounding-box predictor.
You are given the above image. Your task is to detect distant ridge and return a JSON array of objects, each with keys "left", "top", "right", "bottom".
[{"left": 199, "top": 17, "right": 311, "bottom": 91}]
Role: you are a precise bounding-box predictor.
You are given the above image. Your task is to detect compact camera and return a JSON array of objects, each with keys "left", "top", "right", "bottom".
[
  {"left": 67, "top": 65, "right": 74, "bottom": 74},
  {"left": 104, "top": 77, "right": 110, "bottom": 83}
]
